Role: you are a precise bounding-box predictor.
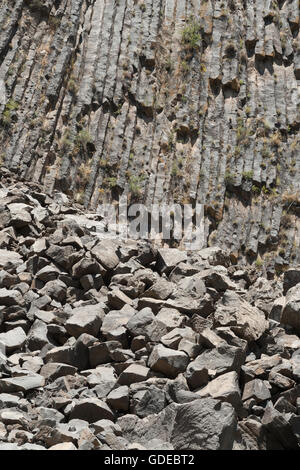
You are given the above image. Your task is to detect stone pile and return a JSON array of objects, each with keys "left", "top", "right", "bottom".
[{"left": 0, "top": 168, "right": 299, "bottom": 450}]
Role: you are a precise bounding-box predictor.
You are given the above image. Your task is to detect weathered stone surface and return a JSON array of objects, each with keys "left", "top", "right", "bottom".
[
  {"left": 107, "top": 386, "right": 129, "bottom": 412},
  {"left": 69, "top": 399, "right": 114, "bottom": 424},
  {"left": 119, "top": 398, "right": 237, "bottom": 450},
  {"left": 118, "top": 364, "right": 150, "bottom": 386},
  {"left": 40, "top": 363, "right": 77, "bottom": 382},
  {"left": 0, "top": 374, "right": 45, "bottom": 393},
  {"left": 65, "top": 305, "right": 104, "bottom": 338},
  {"left": 0, "top": 288, "right": 24, "bottom": 306},
  {"left": 283, "top": 268, "right": 300, "bottom": 294},
  {"left": 86, "top": 366, "right": 117, "bottom": 396},
  {"left": 156, "top": 249, "right": 187, "bottom": 275},
  {"left": 148, "top": 344, "right": 189, "bottom": 378},
  {"left": 101, "top": 304, "right": 135, "bottom": 336},
  {"left": 187, "top": 344, "right": 245, "bottom": 382},
  {"left": 262, "top": 402, "right": 299, "bottom": 450},
  {"left": 0, "top": 250, "right": 23, "bottom": 271},
  {"left": 214, "top": 291, "right": 269, "bottom": 342},
  {"left": 281, "top": 284, "right": 300, "bottom": 333},
  {"left": 0, "top": 326, "right": 26, "bottom": 352},
  {"left": 242, "top": 379, "right": 271, "bottom": 403},
  {"left": 196, "top": 372, "right": 241, "bottom": 410}
]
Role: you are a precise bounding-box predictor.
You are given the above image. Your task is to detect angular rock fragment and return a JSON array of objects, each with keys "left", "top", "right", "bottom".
[
  {"left": 214, "top": 291, "right": 269, "bottom": 341},
  {"left": 69, "top": 398, "right": 115, "bottom": 423},
  {"left": 118, "top": 364, "right": 150, "bottom": 385},
  {"left": 148, "top": 344, "right": 189, "bottom": 378}
]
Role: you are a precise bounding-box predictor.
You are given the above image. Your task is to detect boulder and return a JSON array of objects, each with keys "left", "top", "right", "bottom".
[
  {"left": 196, "top": 371, "right": 241, "bottom": 410},
  {"left": 148, "top": 344, "right": 189, "bottom": 378},
  {"left": 155, "top": 248, "right": 187, "bottom": 275},
  {"left": 0, "top": 249, "right": 23, "bottom": 271},
  {"left": 0, "top": 326, "right": 26, "bottom": 352},
  {"left": 107, "top": 386, "right": 129, "bottom": 411},
  {"left": 281, "top": 284, "right": 300, "bottom": 333},
  {"left": 0, "top": 374, "right": 45, "bottom": 393},
  {"left": 69, "top": 398, "right": 114, "bottom": 423},
  {"left": 65, "top": 305, "right": 104, "bottom": 338},
  {"left": 186, "top": 344, "right": 245, "bottom": 381},
  {"left": 242, "top": 379, "right": 271, "bottom": 403},
  {"left": 283, "top": 267, "right": 300, "bottom": 294},
  {"left": 118, "top": 364, "right": 150, "bottom": 385},
  {"left": 214, "top": 291, "right": 269, "bottom": 342}
]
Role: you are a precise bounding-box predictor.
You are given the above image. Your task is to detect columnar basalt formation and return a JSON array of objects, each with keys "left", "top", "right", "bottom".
[{"left": 0, "top": 1, "right": 299, "bottom": 268}]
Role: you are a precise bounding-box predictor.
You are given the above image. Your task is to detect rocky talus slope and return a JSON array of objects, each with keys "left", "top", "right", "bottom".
[
  {"left": 0, "top": 167, "right": 299, "bottom": 450},
  {"left": 0, "top": 0, "right": 299, "bottom": 269}
]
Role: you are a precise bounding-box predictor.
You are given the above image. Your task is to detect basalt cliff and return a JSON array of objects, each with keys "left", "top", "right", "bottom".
[
  {"left": 0, "top": 0, "right": 300, "bottom": 452},
  {"left": 0, "top": 0, "right": 299, "bottom": 270}
]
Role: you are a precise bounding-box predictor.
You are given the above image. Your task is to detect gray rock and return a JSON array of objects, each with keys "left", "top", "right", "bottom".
[
  {"left": 107, "top": 289, "right": 133, "bottom": 310},
  {"left": 283, "top": 267, "right": 300, "bottom": 294},
  {"left": 0, "top": 373, "right": 45, "bottom": 393},
  {"left": 131, "top": 385, "right": 166, "bottom": 418},
  {"left": 187, "top": 344, "right": 245, "bottom": 381},
  {"left": 66, "top": 305, "right": 104, "bottom": 338},
  {"left": 156, "top": 249, "right": 187, "bottom": 275},
  {"left": 107, "top": 386, "right": 129, "bottom": 411},
  {"left": 0, "top": 326, "right": 26, "bottom": 352},
  {"left": 156, "top": 308, "right": 185, "bottom": 331},
  {"left": 40, "top": 363, "right": 77, "bottom": 382},
  {"left": 148, "top": 344, "right": 189, "bottom": 378},
  {"left": 214, "top": 291, "right": 269, "bottom": 342},
  {"left": 127, "top": 307, "right": 168, "bottom": 342},
  {"left": 242, "top": 379, "right": 271, "bottom": 403},
  {"left": 91, "top": 241, "right": 119, "bottom": 270},
  {"left": 0, "top": 250, "right": 19, "bottom": 274},
  {"left": 119, "top": 398, "right": 236, "bottom": 450},
  {"left": 0, "top": 288, "right": 24, "bottom": 306},
  {"left": 118, "top": 364, "right": 150, "bottom": 385},
  {"left": 69, "top": 398, "right": 115, "bottom": 423},
  {"left": 86, "top": 366, "right": 117, "bottom": 396},
  {"left": 281, "top": 284, "right": 300, "bottom": 333},
  {"left": 196, "top": 371, "right": 241, "bottom": 410},
  {"left": 262, "top": 401, "right": 299, "bottom": 450},
  {"left": 101, "top": 305, "right": 135, "bottom": 337}
]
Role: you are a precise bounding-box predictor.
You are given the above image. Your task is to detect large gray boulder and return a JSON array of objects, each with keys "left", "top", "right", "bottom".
[
  {"left": 0, "top": 326, "right": 26, "bottom": 352},
  {"left": 281, "top": 284, "right": 300, "bottom": 333},
  {"left": 155, "top": 248, "right": 187, "bottom": 275},
  {"left": 69, "top": 398, "right": 115, "bottom": 423},
  {"left": 214, "top": 291, "right": 269, "bottom": 342},
  {"left": 0, "top": 249, "right": 23, "bottom": 271},
  {"left": 186, "top": 344, "right": 245, "bottom": 382},
  {"left": 65, "top": 304, "right": 104, "bottom": 338},
  {"left": 119, "top": 398, "right": 237, "bottom": 450},
  {"left": 196, "top": 371, "right": 241, "bottom": 410},
  {"left": 283, "top": 267, "right": 300, "bottom": 294},
  {"left": 148, "top": 344, "right": 189, "bottom": 378}
]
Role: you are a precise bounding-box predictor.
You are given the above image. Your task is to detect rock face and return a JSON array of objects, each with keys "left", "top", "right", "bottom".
[
  {"left": 0, "top": 0, "right": 299, "bottom": 270},
  {"left": 0, "top": 89, "right": 299, "bottom": 452}
]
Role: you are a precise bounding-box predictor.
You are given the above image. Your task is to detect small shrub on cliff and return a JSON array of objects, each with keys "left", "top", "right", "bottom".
[
  {"left": 242, "top": 170, "right": 253, "bottom": 181},
  {"left": 181, "top": 18, "right": 202, "bottom": 51},
  {"left": 224, "top": 171, "right": 235, "bottom": 186},
  {"left": 1, "top": 99, "right": 19, "bottom": 127},
  {"left": 75, "top": 129, "right": 93, "bottom": 150}
]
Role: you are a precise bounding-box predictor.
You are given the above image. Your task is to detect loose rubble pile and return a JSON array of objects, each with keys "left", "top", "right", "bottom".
[{"left": 0, "top": 167, "right": 299, "bottom": 451}]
